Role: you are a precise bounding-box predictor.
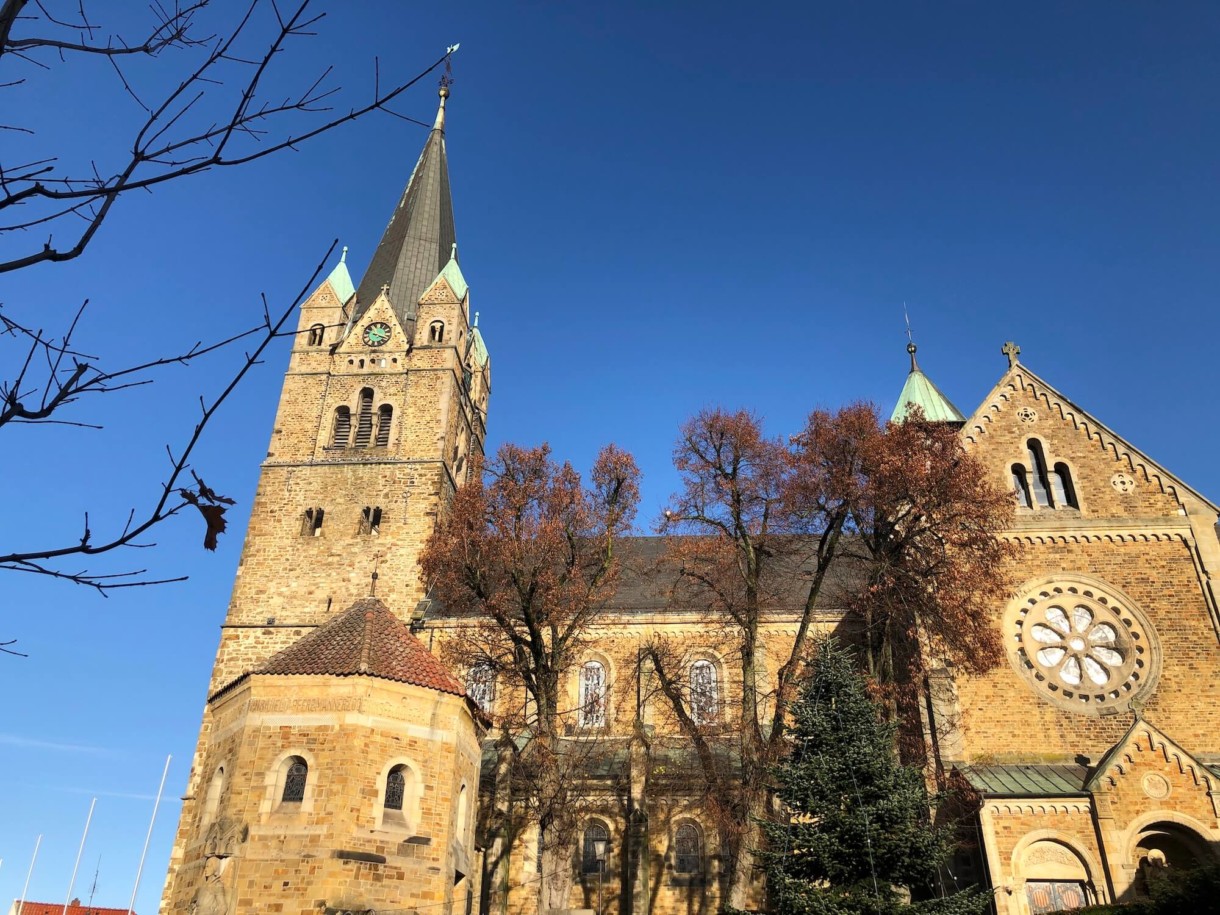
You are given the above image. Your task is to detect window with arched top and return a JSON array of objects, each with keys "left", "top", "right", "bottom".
[
  {"left": 1026, "top": 440, "right": 1053, "bottom": 508},
  {"left": 1052, "top": 462, "right": 1078, "bottom": 509},
  {"left": 467, "top": 663, "right": 496, "bottom": 715},
  {"left": 581, "top": 820, "right": 610, "bottom": 874},
  {"left": 1012, "top": 464, "right": 1032, "bottom": 509},
  {"left": 306, "top": 324, "right": 325, "bottom": 346},
  {"left": 281, "top": 757, "right": 308, "bottom": 803},
  {"left": 202, "top": 765, "right": 225, "bottom": 824},
  {"left": 674, "top": 822, "right": 703, "bottom": 874},
  {"left": 331, "top": 406, "right": 351, "bottom": 447},
  {"left": 690, "top": 659, "right": 719, "bottom": 724},
  {"left": 429, "top": 321, "right": 445, "bottom": 343},
  {"left": 579, "top": 660, "right": 607, "bottom": 728},
  {"left": 375, "top": 404, "right": 392, "bottom": 447},
  {"left": 354, "top": 388, "right": 374, "bottom": 447},
  {"left": 378, "top": 761, "right": 419, "bottom": 831}
]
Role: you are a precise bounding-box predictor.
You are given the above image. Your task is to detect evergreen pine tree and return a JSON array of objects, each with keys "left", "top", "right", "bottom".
[{"left": 758, "top": 639, "right": 988, "bottom": 915}]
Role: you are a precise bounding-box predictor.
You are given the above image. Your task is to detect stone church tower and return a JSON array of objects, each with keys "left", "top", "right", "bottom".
[{"left": 160, "top": 86, "right": 490, "bottom": 915}]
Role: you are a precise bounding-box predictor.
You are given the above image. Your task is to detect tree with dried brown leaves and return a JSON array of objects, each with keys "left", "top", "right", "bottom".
[
  {"left": 649, "top": 403, "right": 1013, "bottom": 911},
  {"left": 0, "top": 1, "right": 452, "bottom": 599},
  {"left": 420, "top": 441, "right": 641, "bottom": 914}
]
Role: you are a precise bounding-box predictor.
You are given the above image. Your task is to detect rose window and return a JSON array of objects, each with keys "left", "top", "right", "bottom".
[{"left": 1009, "top": 579, "right": 1158, "bottom": 713}]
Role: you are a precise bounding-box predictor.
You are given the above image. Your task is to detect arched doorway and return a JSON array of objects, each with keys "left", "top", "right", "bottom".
[{"left": 1132, "top": 822, "right": 1212, "bottom": 897}]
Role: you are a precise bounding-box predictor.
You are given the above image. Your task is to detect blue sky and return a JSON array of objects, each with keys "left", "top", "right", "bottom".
[{"left": 2, "top": 2, "right": 1219, "bottom": 910}]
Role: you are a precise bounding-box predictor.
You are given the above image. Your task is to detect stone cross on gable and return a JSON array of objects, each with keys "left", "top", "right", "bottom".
[
  {"left": 1002, "top": 341, "right": 1021, "bottom": 368},
  {"left": 381, "top": 284, "right": 390, "bottom": 296}
]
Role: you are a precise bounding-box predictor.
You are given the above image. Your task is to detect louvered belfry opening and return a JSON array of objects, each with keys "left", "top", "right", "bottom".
[
  {"left": 332, "top": 406, "right": 351, "bottom": 447},
  {"left": 376, "top": 404, "right": 393, "bottom": 447},
  {"left": 354, "top": 388, "right": 374, "bottom": 447}
]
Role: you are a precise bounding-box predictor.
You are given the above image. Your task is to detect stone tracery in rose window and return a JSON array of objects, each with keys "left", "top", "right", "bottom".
[{"left": 1009, "top": 579, "right": 1158, "bottom": 714}]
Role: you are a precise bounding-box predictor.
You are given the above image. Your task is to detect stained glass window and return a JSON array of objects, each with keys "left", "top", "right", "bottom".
[
  {"left": 282, "top": 757, "right": 307, "bottom": 803},
  {"left": 579, "top": 661, "right": 606, "bottom": 728},
  {"left": 582, "top": 821, "right": 609, "bottom": 874},
  {"left": 385, "top": 766, "right": 406, "bottom": 811},
  {"left": 467, "top": 664, "right": 496, "bottom": 715},
  {"left": 674, "top": 823, "right": 702, "bottom": 874},
  {"left": 690, "top": 660, "right": 719, "bottom": 724}
]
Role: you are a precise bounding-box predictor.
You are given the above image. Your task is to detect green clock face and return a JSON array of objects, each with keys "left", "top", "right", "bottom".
[{"left": 362, "top": 322, "right": 391, "bottom": 347}]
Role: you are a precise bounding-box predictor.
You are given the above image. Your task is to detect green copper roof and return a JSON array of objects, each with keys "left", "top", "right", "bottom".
[
  {"left": 326, "top": 247, "right": 355, "bottom": 303},
  {"left": 470, "top": 325, "right": 488, "bottom": 368},
  {"left": 433, "top": 246, "right": 468, "bottom": 301},
  {"left": 890, "top": 344, "right": 965, "bottom": 423},
  {"left": 958, "top": 764, "right": 1089, "bottom": 797}
]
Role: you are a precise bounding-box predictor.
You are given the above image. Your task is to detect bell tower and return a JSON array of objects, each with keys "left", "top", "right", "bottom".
[{"left": 161, "top": 85, "right": 491, "bottom": 913}]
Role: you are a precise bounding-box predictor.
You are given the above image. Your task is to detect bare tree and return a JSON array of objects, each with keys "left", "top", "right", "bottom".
[
  {"left": 421, "top": 443, "right": 641, "bottom": 914},
  {"left": 646, "top": 404, "right": 1013, "bottom": 910},
  {"left": 0, "top": 1, "right": 455, "bottom": 603}
]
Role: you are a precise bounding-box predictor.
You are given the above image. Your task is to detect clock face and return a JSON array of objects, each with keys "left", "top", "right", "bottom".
[{"left": 362, "top": 322, "right": 391, "bottom": 347}]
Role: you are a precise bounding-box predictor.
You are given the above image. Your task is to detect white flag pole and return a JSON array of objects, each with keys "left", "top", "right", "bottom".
[
  {"left": 17, "top": 834, "right": 42, "bottom": 915},
  {"left": 127, "top": 754, "right": 172, "bottom": 915},
  {"left": 63, "top": 797, "right": 97, "bottom": 915}
]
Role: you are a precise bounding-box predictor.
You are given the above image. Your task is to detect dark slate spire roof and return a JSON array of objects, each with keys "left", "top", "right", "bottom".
[
  {"left": 212, "top": 598, "right": 465, "bottom": 699},
  {"left": 353, "top": 86, "right": 457, "bottom": 328}
]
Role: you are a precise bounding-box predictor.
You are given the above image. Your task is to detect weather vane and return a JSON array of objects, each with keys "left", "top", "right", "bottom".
[{"left": 441, "top": 42, "right": 459, "bottom": 91}]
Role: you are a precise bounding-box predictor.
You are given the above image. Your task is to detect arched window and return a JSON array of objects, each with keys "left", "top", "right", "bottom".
[
  {"left": 581, "top": 820, "right": 610, "bottom": 874},
  {"left": 384, "top": 765, "right": 407, "bottom": 811},
  {"left": 360, "top": 506, "right": 382, "bottom": 536},
  {"left": 306, "top": 323, "right": 325, "bottom": 346},
  {"left": 301, "top": 507, "right": 324, "bottom": 537},
  {"left": 331, "top": 406, "right": 351, "bottom": 447},
  {"left": 467, "top": 663, "right": 496, "bottom": 715},
  {"left": 202, "top": 765, "right": 225, "bottom": 824},
  {"left": 1026, "top": 440, "right": 1055, "bottom": 508},
  {"left": 354, "top": 388, "right": 374, "bottom": 447},
  {"left": 579, "top": 660, "right": 606, "bottom": 728},
  {"left": 375, "top": 404, "right": 392, "bottom": 447},
  {"left": 429, "top": 321, "right": 445, "bottom": 343},
  {"left": 1051, "top": 462, "right": 1078, "bottom": 509},
  {"left": 1012, "top": 464, "right": 1032, "bottom": 509},
  {"left": 281, "top": 756, "right": 308, "bottom": 803},
  {"left": 690, "top": 659, "right": 719, "bottom": 724},
  {"left": 674, "top": 822, "right": 703, "bottom": 874}
]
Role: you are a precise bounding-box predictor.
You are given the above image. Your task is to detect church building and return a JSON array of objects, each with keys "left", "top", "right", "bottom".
[{"left": 159, "top": 88, "right": 1220, "bottom": 915}]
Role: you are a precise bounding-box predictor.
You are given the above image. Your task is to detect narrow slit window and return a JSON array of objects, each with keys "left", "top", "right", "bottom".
[
  {"left": 331, "top": 406, "right": 351, "bottom": 447},
  {"left": 429, "top": 321, "right": 445, "bottom": 343},
  {"left": 281, "top": 757, "right": 307, "bottom": 803},
  {"left": 360, "top": 506, "right": 382, "bottom": 535},
  {"left": 1052, "top": 462, "right": 1078, "bottom": 509},
  {"left": 376, "top": 404, "right": 392, "bottom": 447},
  {"left": 1026, "top": 440, "right": 1053, "bottom": 508},
  {"left": 301, "top": 508, "right": 325, "bottom": 537},
  {"left": 1011, "top": 464, "right": 1032, "bottom": 509},
  {"left": 354, "top": 388, "right": 374, "bottom": 447},
  {"left": 306, "top": 324, "right": 325, "bottom": 346}
]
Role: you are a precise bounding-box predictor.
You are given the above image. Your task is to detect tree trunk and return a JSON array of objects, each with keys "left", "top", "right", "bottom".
[
  {"left": 726, "top": 799, "right": 765, "bottom": 911},
  {"left": 540, "top": 835, "right": 575, "bottom": 914}
]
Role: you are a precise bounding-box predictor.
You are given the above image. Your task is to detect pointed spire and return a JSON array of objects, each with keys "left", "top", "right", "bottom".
[
  {"left": 353, "top": 84, "right": 457, "bottom": 329},
  {"left": 890, "top": 339, "right": 966, "bottom": 424},
  {"left": 326, "top": 245, "right": 355, "bottom": 303}
]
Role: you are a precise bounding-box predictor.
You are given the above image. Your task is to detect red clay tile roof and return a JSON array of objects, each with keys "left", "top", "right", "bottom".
[
  {"left": 16, "top": 903, "right": 136, "bottom": 915},
  {"left": 245, "top": 598, "right": 465, "bottom": 696}
]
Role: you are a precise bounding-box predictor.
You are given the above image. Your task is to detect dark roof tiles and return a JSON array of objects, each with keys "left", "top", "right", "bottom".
[{"left": 247, "top": 598, "right": 465, "bottom": 696}]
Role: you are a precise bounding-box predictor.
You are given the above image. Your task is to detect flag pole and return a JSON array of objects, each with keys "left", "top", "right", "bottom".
[
  {"left": 17, "top": 834, "right": 42, "bottom": 915},
  {"left": 128, "top": 754, "right": 172, "bottom": 915},
  {"left": 63, "top": 797, "right": 97, "bottom": 915}
]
